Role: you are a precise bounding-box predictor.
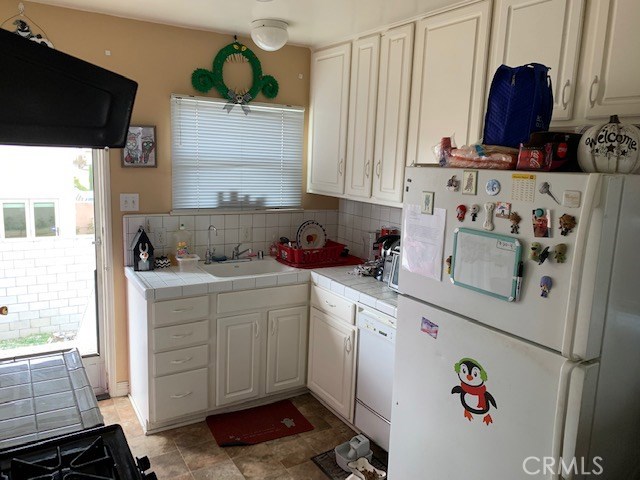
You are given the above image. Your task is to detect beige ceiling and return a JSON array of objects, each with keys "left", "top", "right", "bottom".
[{"left": 30, "top": 0, "right": 461, "bottom": 47}]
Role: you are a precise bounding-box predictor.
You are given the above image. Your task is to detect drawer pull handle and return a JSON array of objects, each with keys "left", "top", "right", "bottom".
[
  {"left": 344, "top": 336, "right": 352, "bottom": 354},
  {"left": 325, "top": 300, "right": 337, "bottom": 308},
  {"left": 171, "top": 332, "right": 193, "bottom": 339},
  {"left": 170, "top": 356, "right": 193, "bottom": 365},
  {"left": 170, "top": 391, "right": 193, "bottom": 399},
  {"left": 171, "top": 307, "right": 194, "bottom": 313},
  {"left": 589, "top": 75, "right": 599, "bottom": 107}
]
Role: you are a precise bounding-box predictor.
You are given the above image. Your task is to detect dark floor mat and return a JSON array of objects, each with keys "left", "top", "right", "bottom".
[{"left": 311, "top": 446, "right": 388, "bottom": 480}]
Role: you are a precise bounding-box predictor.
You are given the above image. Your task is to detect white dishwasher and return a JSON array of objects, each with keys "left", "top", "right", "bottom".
[{"left": 354, "top": 306, "right": 396, "bottom": 451}]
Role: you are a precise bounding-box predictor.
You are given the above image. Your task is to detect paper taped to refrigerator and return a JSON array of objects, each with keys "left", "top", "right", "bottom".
[{"left": 402, "top": 204, "right": 446, "bottom": 281}]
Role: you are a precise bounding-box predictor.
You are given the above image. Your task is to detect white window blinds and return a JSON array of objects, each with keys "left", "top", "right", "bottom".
[{"left": 171, "top": 94, "right": 304, "bottom": 210}]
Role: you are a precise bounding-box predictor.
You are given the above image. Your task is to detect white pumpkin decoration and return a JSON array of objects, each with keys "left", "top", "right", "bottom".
[{"left": 578, "top": 115, "right": 640, "bottom": 173}]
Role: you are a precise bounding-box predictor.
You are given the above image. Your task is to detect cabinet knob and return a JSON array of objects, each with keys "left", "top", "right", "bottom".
[
  {"left": 338, "top": 159, "right": 344, "bottom": 175},
  {"left": 589, "top": 75, "right": 599, "bottom": 108},
  {"left": 0, "top": 306, "right": 7, "bottom": 315},
  {"left": 344, "top": 336, "right": 352, "bottom": 353},
  {"left": 561, "top": 79, "right": 571, "bottom": 110},
  {"left": 376, "top": 160, "right": 381, "bottom": 177},
  {"left": 365, "top": 160, "right": 370, "bottom": 178}
]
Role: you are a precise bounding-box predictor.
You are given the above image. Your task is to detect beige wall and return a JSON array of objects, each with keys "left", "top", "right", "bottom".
[{"left": 1, "top": 0, "right": 337, "bottom": 385}]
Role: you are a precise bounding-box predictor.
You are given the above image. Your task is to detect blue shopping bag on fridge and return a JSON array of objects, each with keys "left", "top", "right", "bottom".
[{"left": 483, "top": 63, "right": 553, "bottom": 148}]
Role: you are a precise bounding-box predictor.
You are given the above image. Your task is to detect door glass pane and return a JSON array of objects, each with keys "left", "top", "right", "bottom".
[
  {"left": 3, "top": 203, "right": 27, "bottom": 238},
  {"left": 34, "top": 202, "right": 57, "bottom": 237}
]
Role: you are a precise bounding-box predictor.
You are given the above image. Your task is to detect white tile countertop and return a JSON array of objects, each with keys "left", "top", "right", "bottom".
[{"left": 311, "top": 266, "right": 398, "bottom": 317}]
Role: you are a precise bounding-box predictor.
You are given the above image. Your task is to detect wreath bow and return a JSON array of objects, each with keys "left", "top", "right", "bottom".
[{"left": 224, "top": 90, "right": 253, "bottom": 115}]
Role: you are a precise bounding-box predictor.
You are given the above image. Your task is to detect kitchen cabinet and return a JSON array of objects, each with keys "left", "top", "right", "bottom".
[
  {"left": 583, "top": 0, "right": 640, "bottom": 118},
  {"left": 308, "top": 43, "right": 351, "bottom": 195},
  {"left": 215, "top": 284, "right": 309, "bottom": 407},
  {"left": 489, "top": 0, "right": 585, "bottom": 121},
  {"left": 371, "top": 23, "right": 414, "bottom": 204},
  {"left": 344, "top": 35, "right": 380, "bottom": 199},
  {"left": 307, "top": 286, "right": 357, "bottom": 422},
  {"left": 406, "top": 1, "right": 491, "bottom": 165}
]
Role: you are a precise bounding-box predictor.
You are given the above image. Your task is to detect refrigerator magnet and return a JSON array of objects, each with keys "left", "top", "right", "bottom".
[
  {"left": 462, "top": 170, "right": 478, "bottom": 195},
  {"left": 485, "top": 179, "right": 501, "bottom": 196},
  {"left": 470, "top": 204, "right": 480, "bottom": 221},
  {"left": 559, "top": 214, "right": 576, "bottom": 236},
  {"left": 495, "top": 202, "right": 511, "bottom": 219},
  {"left": 509, "top": 212, "right": 521, "bottom": 234},
  {"left": 532, "top": 208, "right": 551, "bottom": 237},
  {"left": 562, "top": 190, "right": 581, "bottom": 208},
  {"left": 421, "top": 317, "right": 439, "bottom": 339},
  {"left": 530, "top": 242, "right": 543, "bottom": 262},
  {"left": 451, "top": 358, "right": 497, "bottom": 425},
  {"left": 456, "top": 205, "right": 467, "bottom": 222},
  {"left": 446, "top": 175, "right": 460, "bottom": 191},
  {"left": 553, "top": 244, "right": 568, "bottom": 263},
  {"left": 540, "top": 276, "right": 553, "bottom": 297},
  {"left": 483, "top": 203, "right": 495, "bottom": 231},
  {"left": 421, "top": 191, "right": 435, "bottom": 214}
]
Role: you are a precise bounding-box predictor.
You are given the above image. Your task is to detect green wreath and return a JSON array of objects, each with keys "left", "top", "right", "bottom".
[{"left": 191, "top": 41, "right": 279, "bottom": 107}]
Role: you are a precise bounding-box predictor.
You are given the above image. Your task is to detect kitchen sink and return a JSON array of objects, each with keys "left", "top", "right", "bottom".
[{"left": 200, "top": 257, "right": 297, "bottom": 278}]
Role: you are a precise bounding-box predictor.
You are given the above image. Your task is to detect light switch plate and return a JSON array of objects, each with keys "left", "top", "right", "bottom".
[{"left": 120, "top": 193, "right": 139, "bottom": 212}]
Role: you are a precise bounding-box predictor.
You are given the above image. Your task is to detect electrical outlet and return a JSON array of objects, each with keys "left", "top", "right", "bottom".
[
  {"left": 241, "top": 226, "right": 252, "bottom": 242},
  {"left": 120, "top": 193, "right": 139, "bottom": 212},
  {"left": 155, "top": 227, "right": 166, "bottom": 246}
]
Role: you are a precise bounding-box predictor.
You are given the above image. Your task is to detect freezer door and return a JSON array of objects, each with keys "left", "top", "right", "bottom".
[
  {"left": 389, "top": 296, "right": 598, "bottom": 479},
  {"left": 399, "top": 167, "right": 612, "bottom": 358}
]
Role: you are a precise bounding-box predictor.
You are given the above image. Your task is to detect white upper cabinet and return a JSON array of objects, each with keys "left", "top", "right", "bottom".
[
  {"left": 308, "top": 43, "right": 351, "bottom": 195},
  {"left": 406, "top": 1, "right": 491, "bottom": 165},
  {"left": 344, "top": 35, "right": 380, "bottom": 199},
  {"left": 583, "top": 0, "right": 640, "bottom": 118},
  {"left": 489, "top": 0, "right": 585, "bottom": 121},
  {"left": 372, "top": 23, "right": 414, "bottom": 203}
]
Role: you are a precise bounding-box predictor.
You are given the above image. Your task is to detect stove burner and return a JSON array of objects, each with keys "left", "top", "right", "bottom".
[{"left": 8, "top": 437, "right": 117, "bottom": 480}]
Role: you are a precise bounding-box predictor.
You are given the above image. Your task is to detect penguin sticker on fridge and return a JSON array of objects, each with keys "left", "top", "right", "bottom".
[{"left": 451, "top": 357, "right": 497, "bottom": 425}]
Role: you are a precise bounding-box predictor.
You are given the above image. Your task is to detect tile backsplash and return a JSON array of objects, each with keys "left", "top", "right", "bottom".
[{"left": 124, "top": 200, "right": 402, "bottom": 266}]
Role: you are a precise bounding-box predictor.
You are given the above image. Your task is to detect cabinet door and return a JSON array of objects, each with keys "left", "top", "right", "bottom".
[
  {"left": 345, "top": 35, "right": 380, "bottom": 199},
  {"left": 372, "top": 24, "right": 414, "bottom": 204},
  {"left": 406, "top": 1, "right": 491, "bottom": 165},
  {"left": 584, "top": 0, "right": 640, "bottom": 118},
  {"left": 216, "top": 313, "right": 262, "bottom": 406},
  {"left": 307, "top": 307, "right": 356, "bottom": 421},
  {"left": 266, "top": 306, "right": 309, "bottom": 394},
  {"left": 490, "top": 0, "right": 585, "bottom": 121},
  {"left": 308, "top": 44, "right": 351, "bottom": 195}
]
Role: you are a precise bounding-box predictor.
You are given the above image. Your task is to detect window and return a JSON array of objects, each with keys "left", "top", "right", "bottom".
[
  {"left": 171, "top": 94, "right": 304, "bottom": 210},
  {"left": 0, "top": 200, "right": 58, "bottom": 239}
]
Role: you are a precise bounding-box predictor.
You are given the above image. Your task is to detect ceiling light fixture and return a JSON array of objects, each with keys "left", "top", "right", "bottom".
[{"left": 250, "top": 19, "right": 288, "bottom": 52}]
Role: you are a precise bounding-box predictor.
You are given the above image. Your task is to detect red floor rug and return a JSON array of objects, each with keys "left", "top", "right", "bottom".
[{"left": 206, "top": 400, "right": 314, "bottom": 446}]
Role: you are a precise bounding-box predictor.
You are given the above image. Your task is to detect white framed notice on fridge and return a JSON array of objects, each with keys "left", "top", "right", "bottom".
[{"left": 450, "top": 228, "right": 522, "bottom": 302}]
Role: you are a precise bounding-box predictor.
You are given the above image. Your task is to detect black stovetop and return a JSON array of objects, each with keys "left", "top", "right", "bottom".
[{"left": 0, "top": 425, "right": 154, "bottom": 480}]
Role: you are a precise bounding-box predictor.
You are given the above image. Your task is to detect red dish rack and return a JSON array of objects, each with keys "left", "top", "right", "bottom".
[{"left": 276, "top": 240, "right": 346, "bottom": 268}]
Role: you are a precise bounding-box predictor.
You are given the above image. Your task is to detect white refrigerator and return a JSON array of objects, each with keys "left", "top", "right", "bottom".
[{"left": 389, "top": 166, "right": 640, "bottom": 479}]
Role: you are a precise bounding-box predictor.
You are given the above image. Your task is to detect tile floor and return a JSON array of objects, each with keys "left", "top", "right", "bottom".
[{"left": 98, "top": 394, "right": 358, "bottom": 480}]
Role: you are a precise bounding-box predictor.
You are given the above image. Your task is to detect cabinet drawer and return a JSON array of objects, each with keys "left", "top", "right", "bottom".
[
  {"left": 154, "top": 345, "right": 209, "bottom": 377},
  {"left": 311, "top": 286, "right": 355, "bottom": 324},
  {"left": 217, "top": 284, "right": 308, "bottom": 315},
  {"left": 153, "top": 369, "right": 208, "bottom": 422},
  {"left": 153, "top": 320, "right": 209, "bottom": 352},
  {"left": 153, "top": 296, "right": 209, "bottom": 327}
]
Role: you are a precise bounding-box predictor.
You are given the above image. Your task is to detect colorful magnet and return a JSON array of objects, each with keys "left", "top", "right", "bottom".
[
  {"left": 483, "top": 203, "right": 495, "bottom": 231},
  {"left": 538, "top": 246, "right": 550, "bottom": 265},
  {"left": 485, "top": 179, "right": 501, "bottom": 196},
  {"left": 495, "top": 202, "right": 511, "bottom": 219},
  {"left": 451, "top": 358, "right": 496, "bottom": 426},
  {"left": 538, "top": 181, "right": 560, "bottom": 204},
  {"left": 456, "top": 204, "right": 467, "bottom": 222},
  {"left": 445, "top": 255, "right": 452, "bottom": 275},
  {"left": 562, "top": 190, "right": 581, "bottom": 208},
  {"left": 446, "top": 175, "right": 460, "bottom": 192},
  {"left": 530, "top": 242, "right": 543, "bottom": 261},
  {"left": 554, "top": 243, "right": 568, "bottom": 263},
  {"left": 540, "top": 276, "right": 553, "bottom": 298},
  {"left": 509, "top": 212, "right": 521, "bottom": 234},
  {"left": 470, "top": 204, "right": 480, "bottom": 221},
  {"left": 532, "top": 208, "right": 551, "bottom": 238},
  {"left": 559, "top": 214, "right": 576, "bottom": 236}
]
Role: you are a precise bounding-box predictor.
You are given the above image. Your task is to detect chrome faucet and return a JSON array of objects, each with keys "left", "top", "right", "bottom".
[
  {"left": 204, "top": 225, "right": 218, "bottom": 264},
  {"left": 232, "top": 243, "right": 252, "bottom": 260}
]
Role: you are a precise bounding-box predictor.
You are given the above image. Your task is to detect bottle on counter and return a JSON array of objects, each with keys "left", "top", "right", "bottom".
[{"left": 172, "top": 223, "right": 192, "bottom": 258}]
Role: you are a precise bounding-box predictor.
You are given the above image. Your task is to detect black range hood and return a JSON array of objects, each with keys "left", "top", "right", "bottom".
[{"left": 0, "top": 28, "right": 138, "bottom": 148}]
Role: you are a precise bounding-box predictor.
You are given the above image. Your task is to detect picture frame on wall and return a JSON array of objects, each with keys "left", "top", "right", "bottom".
[{"left": 121, "top": 125, "right": 157, "bottom": 167}]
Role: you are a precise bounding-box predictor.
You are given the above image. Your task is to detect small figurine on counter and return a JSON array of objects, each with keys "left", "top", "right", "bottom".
[
  {"left": 559, "top": 214, "right": 577, "bottom": 236},
  {"left": 446, "top": 255, "right": 452, "bottom": 275},
  {"left": 446, "top": 175, "right": 460, "bottom": 191},
  {"left": 538, "top": 246, "right": 550, "bottom": 265},
  {"left": 554, "top": 244, "right": 568, "bottom": 263},
  {"left": 540, "top": 276, "right": 553, "bottom": 298},
  {"left": 456, "top": 204, "right": 467, "bottom": 222},
  {"left": 530, "top": 242, "right": 543, "bottom": 262},
  {"left": 470, "top": 204, "right": 480, "bottom": 222},
  {"left": 509, "top": 212, "right": 521, "bottom": 234}
]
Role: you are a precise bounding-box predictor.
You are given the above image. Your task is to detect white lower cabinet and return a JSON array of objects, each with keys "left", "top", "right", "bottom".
[
  {"left": 307, "top": 305, "right": 357, "bottom": 422},
  {"left": 154, "top": 368, "right": 209, "bottom": 422}
]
